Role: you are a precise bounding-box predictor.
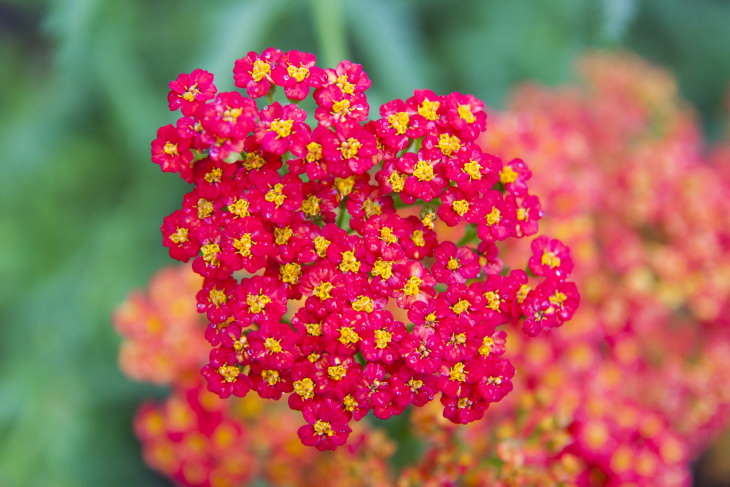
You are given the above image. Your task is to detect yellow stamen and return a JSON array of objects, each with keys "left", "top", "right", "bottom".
[
  {"left": 374, "top": 329, "right": 392, "bottom": 349},
  {"left": 335, "top": 75, "right": 355, "bottom": 94},
  {"left": 274, "top": 226, "right": 293, "bottom": 245},
  {"left": 388, "top": 171, "right": 407, "bottom": 192},
  {"left": 228, "top": 198, "right": 250, "bottom": 218},
  {"left": 313, "top": 236, "right": 331, "bottom": 257},
  {"left": 362, "top": 199, "right": 382, "bottom": 218},
  {"left": 339, "top": 137, "right": 361, "bottom": 159},
  {"left": 462, "top": 160, "right": 483, "bottom": 180},
  {"left": 246, "top": 293, "right": 271, "bottom": 314},
  {"left": 270, "top": 119, "right": 293, "bottom": 138},
  {"left": 449, "top": 362, "right": 467, "bottom": 382},
  {"left": 403, "top": 276, "right": 422, "bottom": 296},
  {"left": 452, "top": 200, "right": 469, "bottom": 216},
  {"left": 250, "top": 59, "right": 271, "bottom": 82},
  {"left": 380, "top": 227, "right": 397, "bottom": 244},
  {"left": 314, "top": 419, "right": 334, "bottom": 437},
  {"left": 352, "top": 296, "right": 374, "bottom": 313},
  {"left": 218, "top": 365, "right": 239, "bottom": 383},
  {"left": 418, "top": 99, "right": 440, "bottom": 120},
  {"left": 305, "top": 142, "right": 323, "bottom": 163},
  {"left": 479, "top": 336, "right": 495, "bottom": 357},
  {"left": 328, "top": 365, "right": 347, "bottom": 381},
  {"left": 265, "top": 183, "right": 286, "bottom": 207},
  {"left": 222, "top": 107, "right": 242, "bottom": 123},
  {"left": 204, "top": 168, "right": 222, "bottom": 183},
  {"left": 233, "top": 233, "right": 253, "bottom": 257},
  {"left": 411, "top": 230, "right": 426, "bottom": 247},
  {"left": 169, "top": 227, "right": 189, "bottom": 245},
  {"left": 451, "top": 299, "right": 470, "bottom": 315},
  {"left": 484, "top": 291, "right": 501, "bottom": 311},
  {"left": 438, "top": 133, "right": 461, "bottom": 156},
  {"left": 413, "top": 160, "right": 435, "bottom": 181},
  {"left": 243, "top": 152, "right": 265, "bottom": 170},
  {"left": 209, "top": 288, "right": 227, "bottom": 307},
  {"left": 163, "top": 142, "right": 179, "bottom": 156},
  {"left": 371, "top": 259, "right": 394, "bottom": 280},
  {"left": 485, "top": 207, "right": 501, "bottom": 226},
  {"left": 541, "top": 250, "right": 561, "bottom": 268},
  {"left": 262, "top": 369, "right": 280, "bottom": 385},
  {"left": 388, "top": 112, "right": 410, "bottom": 135},
  {"left": 197, "top": 198, "right": 214, "bottom": 219},
  {"left": 287, "top": 64, "right": 309, "bottom": 82},
  {"left": 293, "top": 378, "right": 314, "bottom": 399},
  {"left": 338, "top": 327, "right": 361, "bottom": 344},
  {"left": 457, "top": 104, "right": 476, "bottom": 123},
  {"left": 313, "top": 281, "right": 334, "bottom": 300},
  {"left": 301, "top": 195, "right": 321, "bottom": 217},
  {"left": 343, "top": 394, "right": 358, "bottom": 412},
  {"left": 339, "top": 250, "right": 361, "bottom": 273},
  {"left": 305, "top": 322, "right": 322, "bottom": 336},
  {"left": 280, "top": 262, "right": 302, "bottom": 284},
  {"left": 500, "top": 165, "right": 519, "bottom": 184},
  {"left": 201, "top": 243, "right": 220, "bottom": 266},
  {"left": 264, "top": 337, "right": 282, "bottom": 353}
]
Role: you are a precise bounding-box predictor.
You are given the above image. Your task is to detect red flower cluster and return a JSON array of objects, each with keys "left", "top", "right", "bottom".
[{"left": 152, "top": 48, "right": 577, "bottom": 449}]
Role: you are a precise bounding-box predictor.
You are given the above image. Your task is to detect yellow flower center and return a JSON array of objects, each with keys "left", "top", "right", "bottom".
[
  {"left": 458, "top": 398, "right": 473, "bottom": 409},
  {"left": 418, "top": 99, "right": 440, "bottom": 120},
  {"left": 408, "top": 378, "right": 424, "bottom": 391},
  {"left": 549, "top": 291, "right": 567, "bottom": 307},
  {"left": 343, "top": 394, "right": 358, "bottom": 412},
  {"left": 313, "top": 281, "right": 334, "bottom": 300},
  {"left": 293, "top": 378, "right": 315, "bottom": 399},
  {"left": 421, "top": 211, "right": 436, "bottom": 229},
  {"left": 274, "top": 226, "right": 293, "bottom": 245},
  {"left": 251, "top": 59, "right": 271, "bottom": 82},
  {"left": 500, "top": 165, "right": 519, "bottom": 184},
  {"left": 371, "top": 259, "right": 394, "bottom": 280},
  {"left": 280, "top": 262, "right": 302, "bottom": 284},
  {"left": 447, "top": 257, "right": 460, "bottom": 270},
  {"left": 301, "top": 195, "right": 321, "bottom": 217},
  {"left": 334, "top": 176, "right": 355, "bottom": 196},
  {"left": 305, "top": 322, "right": 323, "bottom": 336},
  {"left": 380, "top": 227, "right": 397, "bottom": 244},
  {"left": 305, "top": 141, "right": 323, "bottom": 163},
  {"left": 222, "top": 107, "right": 243, "bottom": 124},
  {"left": 339, "top": 250, "right": 361, "bottom": 273},
  {"left": 485, "top": 207, "right": 501, "bottom": 226},
  {"left": 201, "top": 243, "right": 221, "bottom": 266},
  {"left": 449, "top": 362, "right": 467, "bottom": 382},
  {"left": 246, "top": 293, "right": 272, "bottom": 313},
  {"left": 452, "top": 200, "right": 469, "bottom": 216},
  {"left": 197, "top": 198, "right": 214, "bottom": 219},
  {"left": 542, "top": 250, "right": 561, "bottom": 268},
  {"left": 517, "top": 207, "right": 529, "bottom": 221},
  {"left": 479, "top": 336, "right": 495, "bottom": 357},
  {"left": 287, "top": 64, "right": 309, "bottom": 82},
  {"left": 181, "top": 83, "right": 200, "bottom": 102},
  {"left": 228, "top": 198, "right": 250, "bottom": 218},
  {"left": 313, "top": 236, "right": 331, "bottom": 257},
  {"left": 411, "top": 230, "right": 426, "bottom": 247},
  {"left": 338, "top": 326, "right": 361, "bottom": 344},
  {"left": 339, "top": 137, "right": 361, "bottom": 159},
  {"left": 243, "top": 152, "right": 266, "bottom": 170},
  {"left": 332, "top": 98, "right": 351, "bottom": 116},
  {"left": 457, "top": 104, "right": 476, "bottom": 123},
  {"left": 413, "top": 160, "right": 435, "bottom": 182},
  {"left": 403, "top": 276, "right": 422, "bottom": 296},
  {"left": 352, "top": 296, "right": 374, "bottom": 313},
  {"left": 484, "top": 291, "right": 501, "bottom": 311},
  {"left": 209, "top": 288, "right": 227, "bottom": 307},
  {"left": 265, "top": 183, "right": 286, "bottom": 207},
  {"left": 314, "top": 419, "right": 334, "bottom": 437},
  {"left": 328, "top": 365, "right": 347, "bottom": 381},
  {"left": 270, "top": 119, "right": 293, "bottom": 138},
  {"left": 218, "top": 365, "right": 239, "bottom": 383},
  {"left": 462, "top": 160, "right": 483, "bottom": 180},
  {"left": 388, "top": 112, "right": 410, "bottom": 135},
  {"left": 438, "top": 133, "right": 461, "bottom": 156},
  {"left": 204, "top": 168, "right": 222, "bottom": 183},
  {"left": 388, "top": 171, "right": 407, "bottom": 192},
  {"left": 362, "top": 199, "right": 382, "bottom": 218},
  {"left": 335, "top": 75, "right": 355, "bottom": 94},
  {"left": 451, "top": 299, "right": 470, "bottom": 315},
  {"left": 169, "top": 227, "right": 189, "bottom": 244},
  {"left": 233, "top": 233, "right": 253, "bottom": 257},
  {"left": 163, "top": 142, "right": 178, "bottom": 156},
  {"left": 374, "top": 329, "right": 392, "bottom": 349},
  {"left": 262, "top": 369, "right": 280, "bottom": 385},
  {"left": 264, "top": 337, "right": 282, "bottom": 353}
]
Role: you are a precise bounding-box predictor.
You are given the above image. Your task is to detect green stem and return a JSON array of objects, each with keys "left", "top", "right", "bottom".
[{"left": 310, "top": 0, "right": 348, "bottom": 66}]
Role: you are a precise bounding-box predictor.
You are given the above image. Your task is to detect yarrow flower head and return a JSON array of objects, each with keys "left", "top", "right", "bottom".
[{"left": 151, "top": 47, "right": 578, "bottom": 450}]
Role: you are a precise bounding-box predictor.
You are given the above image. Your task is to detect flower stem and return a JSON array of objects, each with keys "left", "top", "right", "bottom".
[{"left": 310, "top": 0, "right": 348, "bottom": 66}]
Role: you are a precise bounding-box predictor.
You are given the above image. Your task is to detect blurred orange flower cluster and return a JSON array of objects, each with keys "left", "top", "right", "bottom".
[{"left": 115, "top": 51, "right": 730, "bottom": 486}]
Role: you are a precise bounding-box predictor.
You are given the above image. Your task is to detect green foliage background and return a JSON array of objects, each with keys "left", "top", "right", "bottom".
[{"left": 1, "top": 1, "right": 728, "bottom": 486}]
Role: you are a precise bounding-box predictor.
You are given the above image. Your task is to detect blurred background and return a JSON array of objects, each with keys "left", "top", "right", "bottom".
[{"left": 1, "top": 0, "right": 729, "bottom": 486}]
